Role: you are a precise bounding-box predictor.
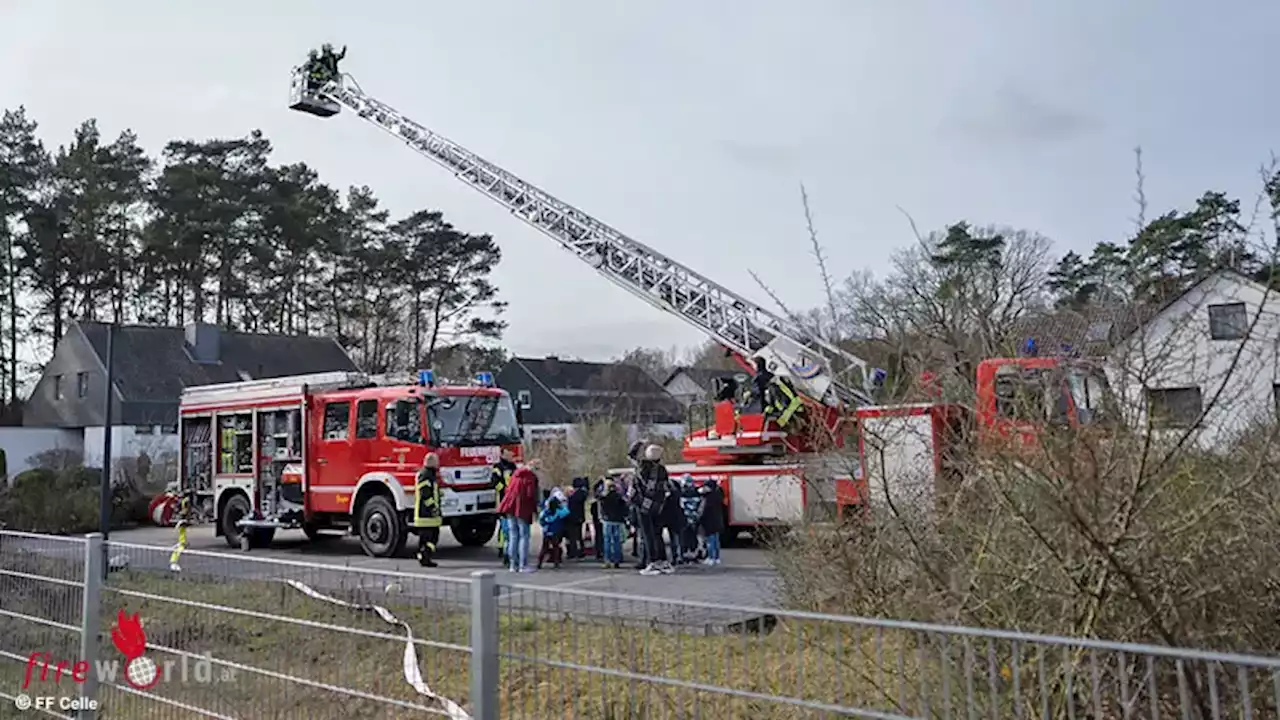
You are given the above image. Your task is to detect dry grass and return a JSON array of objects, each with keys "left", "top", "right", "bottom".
[
  {"left": 2, "top": 549, "right": 1276, "bottom": 718},
  {"left": 0, "top": 550, "right": 948, "bottom": 720}
]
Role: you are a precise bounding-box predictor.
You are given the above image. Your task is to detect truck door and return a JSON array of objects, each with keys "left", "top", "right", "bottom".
[
  {"left": 382, "top": 397, "right": 425, "bottom": 492},
  {"left": 311, "top": 400, "right": 353, "bottom": 513}
]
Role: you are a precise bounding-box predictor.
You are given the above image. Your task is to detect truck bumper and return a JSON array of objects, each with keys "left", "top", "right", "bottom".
[{"left": 440, "top": 488, "right": 498, "bottom": 517}]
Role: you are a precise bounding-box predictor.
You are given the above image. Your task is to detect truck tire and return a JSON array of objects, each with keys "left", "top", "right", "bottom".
[
  {"left": 451, "top": 517, "right": 497, "bottom": 547},
  {"left": 221, "top": 494, "right": 251, "bottom": 550},
  {"left": 357, "top": 495, "right": 407, "bottom": 558},
  {"left": 221, "top": 494, "right": 276, "bottom": 550}
]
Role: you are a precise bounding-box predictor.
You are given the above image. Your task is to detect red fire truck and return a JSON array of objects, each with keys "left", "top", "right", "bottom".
[
  {"left": 173, "top": 369, "right": 523, "bottom": 557},
  {"left": 846, "top": 354, "right": 1114, "bottom": 517}
]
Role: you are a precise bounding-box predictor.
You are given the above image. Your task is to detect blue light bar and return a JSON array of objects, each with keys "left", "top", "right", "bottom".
[
  {"left": 474, "top": 371, "right": 495, "bottom": 387},
  {"left": 417, "top": 369, "right": 435, "bottom": 387}
]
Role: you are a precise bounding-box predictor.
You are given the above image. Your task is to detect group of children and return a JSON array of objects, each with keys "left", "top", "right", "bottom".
[{"left": 530, "top": 473, "right": 726, "bottom": 573}]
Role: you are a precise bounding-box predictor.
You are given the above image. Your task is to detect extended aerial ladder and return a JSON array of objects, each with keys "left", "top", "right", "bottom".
[{"left": 287, "top": 56, "right": 883, "bottom": 457}]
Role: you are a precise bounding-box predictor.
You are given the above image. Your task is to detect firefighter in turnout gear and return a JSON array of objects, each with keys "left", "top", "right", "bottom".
[
  {"left": 304, "top": 49, "right": 325, "bottom": 91},
  {"left": 770, "top": 376, "right": 804, "bottom": 427},
  {"left": 749, "top": 357, "right": 804, "bottom": 428},
  {"left": 414, "top": 453, "right": 444, "bottom": 567},
  {"left": 491, "top": 447, "right": 517, "bottom": 564}
]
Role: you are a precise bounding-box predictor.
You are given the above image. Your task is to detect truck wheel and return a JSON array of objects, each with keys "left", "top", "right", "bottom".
[
  {"left": 451, "top": 517, "right": 497, "bottom": 547},
  {"left": 357, "top": 495, "right": 407, "bottom": 558},
  {"left": 221, "top": 494, "right": 251, "bottom": 550}
]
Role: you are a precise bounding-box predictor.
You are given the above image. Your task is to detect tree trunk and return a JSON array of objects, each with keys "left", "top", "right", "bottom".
[
  {"left": 2, "top": 227, "right": 14, "bottom": 405},
  {"left": 426, "top": 292, "right": 445, "bottom": 367},
  {"left": 412, "top": 291, "right": 422, "bottom": 367}
]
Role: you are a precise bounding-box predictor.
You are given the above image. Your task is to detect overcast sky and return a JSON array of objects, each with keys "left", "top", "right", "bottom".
[{"left": 3, "top": 0, "right": 1277, "bottom": 363}]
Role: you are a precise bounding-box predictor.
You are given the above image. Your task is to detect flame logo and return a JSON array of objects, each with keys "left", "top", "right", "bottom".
[
  {"left": 111, "top": 611, "right": 146, "bottom": 659},
  {"left": 111, "top": 611, "right": 160, "bottom": 689}
]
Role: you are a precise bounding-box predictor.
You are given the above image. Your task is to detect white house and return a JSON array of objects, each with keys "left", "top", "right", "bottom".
[
  {"left": 661, "top": 366, "right": 749, "bottom": 408},
  {"left": 1015, "top": 269, "right": 1280, "bottom": 449},
  {"left": 1109, "top": 270, "right": 1280, "bottom": 447},
  {"left": 10, "top": 320, "right": 358, "bottom": 484}
]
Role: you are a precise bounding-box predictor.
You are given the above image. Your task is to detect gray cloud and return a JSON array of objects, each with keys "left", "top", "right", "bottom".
[{"left": 942, "top": 85, "right": 1096, "bottom": 146}]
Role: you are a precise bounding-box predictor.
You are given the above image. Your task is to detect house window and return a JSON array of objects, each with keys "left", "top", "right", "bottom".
[
  {"left": 1274, "top": 384, "right": 1280, "bottom": 420},
  {"left": 1208, "top": 303, "right": 1247, "bottom": 340},
  {"left": 160, "top": 424, "right": 178, "bottom": 435},
  {"left": 77, "top": 372, "right": 89, "bottom": 398},
  {"left": 1146, "top": 387, "right": 1203, "bottom": 429},
  {"left": 323, "top": 402, "right": 351, "bottom": 441},
  {"left": 516, "top": 390, "right": 532, "bottom": 409},
  {"left": 54, "top": 375, "right": 63, "bottom": 400},
  {"left": 354, "top": 400, "right": 378, "bottom": 439},
  {"left": 135, "top": 425, "right": 155, "bottom": 435}
]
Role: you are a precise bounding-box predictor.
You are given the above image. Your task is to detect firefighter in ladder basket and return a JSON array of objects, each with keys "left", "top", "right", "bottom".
[
  {"left": 491, "top": 447, "right": 517, "bottom": 565},
  {"left": 769, "top": 376, "right": 804, "bottom": 427},
  {"left": 414, "top": 453, "right": 444, "bottom": 567},
  {"left": 750, "top": 357, "right": 804, "bottom": 428}
]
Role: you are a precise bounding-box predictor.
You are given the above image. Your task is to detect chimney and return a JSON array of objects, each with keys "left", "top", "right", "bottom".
[
  {"left": 185, "top": 322, "right": 220, "bottom": 364},
  {"left": 544, "top": 355, "right": 559, "bottom": 375}
]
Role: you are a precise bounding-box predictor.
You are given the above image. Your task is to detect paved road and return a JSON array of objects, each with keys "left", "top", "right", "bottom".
[{"left": 7, "top": 524, "right": 781, "bottom": 631}]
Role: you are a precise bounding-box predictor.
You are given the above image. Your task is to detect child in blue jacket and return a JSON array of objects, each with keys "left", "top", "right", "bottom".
[{"left": 537, "top": 496, "right": 570, "bottom": 569}]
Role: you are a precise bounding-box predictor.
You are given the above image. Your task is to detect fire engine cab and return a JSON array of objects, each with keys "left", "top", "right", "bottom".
[
  {"left": 176, "top": 369, "right": 523, "bottom": 557},
  {"left": 848, "top": 353, "right": 1116, "bottom": 518}
]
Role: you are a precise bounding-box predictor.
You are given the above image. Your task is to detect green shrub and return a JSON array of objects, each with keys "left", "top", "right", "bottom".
[{"left": 0, "top": 465, "right": 142, "bottom": 534}]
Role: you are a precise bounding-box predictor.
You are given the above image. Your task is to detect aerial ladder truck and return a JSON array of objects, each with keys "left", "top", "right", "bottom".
[{"left": 288, "top": 51, "right": 886, "bottom": 533}]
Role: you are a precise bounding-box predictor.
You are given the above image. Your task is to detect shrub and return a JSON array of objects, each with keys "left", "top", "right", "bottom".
[{"left": 0, "top": 465, "right": 144, "bottom": 534}]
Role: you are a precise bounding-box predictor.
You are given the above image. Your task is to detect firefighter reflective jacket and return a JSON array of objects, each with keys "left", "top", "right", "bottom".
[
  {"left": 491, "top": 459, "right": 516, "bottom": 501},
  {"left": 772, "top": 377, "right": 804, "bottom": 427},
  {"left": 413, "top": 467, "right": 443, "bottom": 528}
]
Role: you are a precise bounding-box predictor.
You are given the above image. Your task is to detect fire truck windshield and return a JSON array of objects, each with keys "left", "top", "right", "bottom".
[
  {"left": 428, "top": 393, "right": 522, "bottom": 447},
  {"left": 1065, "top": 369, "right": 1113, "bottom": 425}
]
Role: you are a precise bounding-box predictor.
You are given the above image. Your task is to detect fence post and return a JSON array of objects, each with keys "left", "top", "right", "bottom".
[
  {"left": 79, "top": 533, "right": 104, "bottom": 719},
  {"left": 468, "top": 570, "right": 498, "bottom": 720}
]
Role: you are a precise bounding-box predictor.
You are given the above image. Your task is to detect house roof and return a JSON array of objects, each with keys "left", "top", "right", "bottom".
[
  {"left": 662, "top": 365, "right": 747, "bottom": 390},
  {"left": 1007, "top": 305, "right": 1157, "bottom": 357},
  {"left": 76, "top": 321, "right": 359, "bottom": 403},
  {"left": 1007, "top": 269, "right": 1272, "bottom": 357},
  {"left": 510, "top": 356, "right": 684, "bottom": 424}
]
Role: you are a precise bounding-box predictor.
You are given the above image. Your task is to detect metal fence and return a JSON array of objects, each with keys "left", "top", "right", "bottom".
[{"left": 2, "top": 529, "right": 1279, "bottom": 719}]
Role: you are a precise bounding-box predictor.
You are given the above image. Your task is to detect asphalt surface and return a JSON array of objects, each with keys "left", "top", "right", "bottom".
[{"left": 4, "top": 524, "right": 781, "bottom": 632}]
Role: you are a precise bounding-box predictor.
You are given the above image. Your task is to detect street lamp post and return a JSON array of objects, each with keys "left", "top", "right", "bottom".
[{"left": 98, "top": 324, "right": 115, "bottom": 579}]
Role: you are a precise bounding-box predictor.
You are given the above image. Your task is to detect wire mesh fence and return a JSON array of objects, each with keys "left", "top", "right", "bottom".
[
  {"left": 2, "top": 529, "right": 1279, "bottom": 719},
  {"left": 0, "top": 531, "right": 86, "bottom": 719},
  {"left": 491, "top": 584, "right": 1280, "bottom": 719}
]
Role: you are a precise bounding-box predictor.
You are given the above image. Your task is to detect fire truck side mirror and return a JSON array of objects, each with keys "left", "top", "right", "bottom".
[{"left": 515, "top": 403, "right": 525, "bottom": 427}]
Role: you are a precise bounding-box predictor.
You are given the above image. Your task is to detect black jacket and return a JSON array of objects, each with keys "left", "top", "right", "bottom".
[
  {"left": 599, "top": 488, "right": 628, "bottom": 523},
  {"left": 635, "top": 460, "right": 669, "bottom": 516},
  {"left": 659, "top": 479, "right": 684, "bottom": 528},
  {"left": 492, "top": 458, "right": 517, "bottom": 497},
  {"left": 567, "top": 487, "right": 588, "bottom": 524},
  {"left": 700, "top": 482, "right": 726, "bottom": 534}
]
